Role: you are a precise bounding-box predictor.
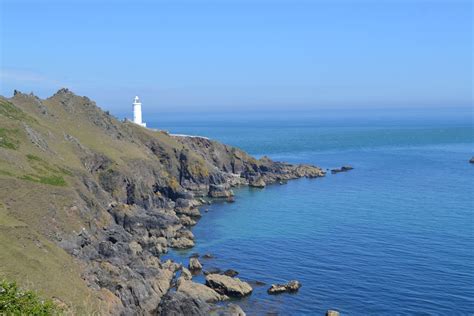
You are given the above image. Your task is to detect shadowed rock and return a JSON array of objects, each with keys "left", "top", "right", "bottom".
[{"left": 158, "top": 291, "right": 211, "bottom": 316}]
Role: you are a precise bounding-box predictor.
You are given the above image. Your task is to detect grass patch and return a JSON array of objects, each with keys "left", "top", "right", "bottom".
[
  {"left": 0, "top": 280, "right": 61, "bottom": 315},
  {"left": 0, "top": 128, "right": 20, "bottom": 150},
  {"left": 26, "top": 154, "right": 42, "bottom": 161},
  {"left": 0, "top": 169, "right": 15, "bottom": 177},
  {"left": 19, "top": 174, "right": 67, "bottom": 187},
  {"left": 0, "top": 100, "right": 34, "bottom": 122}
]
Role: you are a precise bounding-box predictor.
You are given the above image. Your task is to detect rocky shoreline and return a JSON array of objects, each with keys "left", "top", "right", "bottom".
[
  {"left": 1, "top": 89, "right": 328, "bottom": 315},
  {"left": 65, "top": 152, "right": 326, "bottom": 315}
]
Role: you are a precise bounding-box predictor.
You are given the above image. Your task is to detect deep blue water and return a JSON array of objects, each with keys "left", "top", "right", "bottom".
[{"left": 152, "top": 109, "right": 474, "bottom": 315}]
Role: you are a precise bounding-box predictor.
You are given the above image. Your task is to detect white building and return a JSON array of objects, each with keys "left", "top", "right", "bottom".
[{"left": 132, "top": 96, "right": 146, "bottom": 127}]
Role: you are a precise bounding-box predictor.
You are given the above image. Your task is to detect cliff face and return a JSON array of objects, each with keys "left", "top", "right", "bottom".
[{"left": 0, "top": 89, "right": 325, "bottom": 314}]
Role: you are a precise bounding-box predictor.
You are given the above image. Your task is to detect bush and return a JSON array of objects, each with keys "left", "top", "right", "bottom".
[{"left": 0, "top": 280, "right": 61, "bottom": 315}]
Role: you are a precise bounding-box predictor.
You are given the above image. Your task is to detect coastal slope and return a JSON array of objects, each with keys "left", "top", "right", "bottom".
[{"left": 0, "top": 89, "right": 325, "bottom": 314}]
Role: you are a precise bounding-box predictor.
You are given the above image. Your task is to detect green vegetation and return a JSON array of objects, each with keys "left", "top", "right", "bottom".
[
  {"left": 0, "top": 128, "right": 20, "bottom": 150},
  {"left": 19, "top": 174, "right": 67, "bottom": 186},
  {"left": 0, "top": 169, "right": 14, "bottom": 177},
  {"left": 0, "top": 280, "right": 61, "bottom": 315},
  {"left": 13, "top": 154, "right": 69, "bottom": 186},
  {"left": 0, "top": 100, "right": 31, "bottom": 122}
]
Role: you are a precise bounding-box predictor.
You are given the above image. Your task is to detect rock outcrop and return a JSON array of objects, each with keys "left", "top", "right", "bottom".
[{"left": 205, "top": 274, "right": 253, "bottom": 297}]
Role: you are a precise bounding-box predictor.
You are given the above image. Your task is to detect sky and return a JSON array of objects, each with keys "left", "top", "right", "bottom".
[{"left": 0, "top": 0, "right": 472, "bottom": 116}]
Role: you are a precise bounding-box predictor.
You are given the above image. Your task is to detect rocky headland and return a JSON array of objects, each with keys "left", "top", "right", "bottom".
[{"left": 0, "top": 89, "right": 325, "bottom": 314}]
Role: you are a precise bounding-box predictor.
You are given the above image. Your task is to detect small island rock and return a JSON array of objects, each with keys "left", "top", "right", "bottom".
[
  {"left": 326, "top": 310, "right": 340, "bottom": 316},
  {"left": 331, "top": 165, "right": 353, "bottom": 174},
  {"left": 267, "top": 280, "right": 301, "bottom": 294}
]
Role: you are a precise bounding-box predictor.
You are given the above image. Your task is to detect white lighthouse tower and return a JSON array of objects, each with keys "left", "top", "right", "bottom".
[{"left": 132, "top": 96, "right": 146, "bottom": 127}]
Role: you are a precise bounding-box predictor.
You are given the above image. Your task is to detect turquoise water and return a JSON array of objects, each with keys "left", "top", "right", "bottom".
[{"left": 154, "top": 110, "right": 474, "bottom": 315}]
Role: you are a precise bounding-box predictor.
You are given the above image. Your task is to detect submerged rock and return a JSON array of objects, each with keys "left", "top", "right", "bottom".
[
  {"left": 223, "top": 269, "right": 239, "bottom": 277},
  {"left": 331, "top": 165, "right": 353, "bottom": 174},
  {"left": 267, "top": 280, "right": 301, "bottom": 294},
  {"left": 202, "top": 253, "right": 214, "bottom": 259},
  {"left": 470, "top": 157, "right": 474, "bottom": 163},
  {"left": 205, "top": 274, "right": 253, "bottom": 297},
  {"left": 203, "top": 267, "right": 221, "bottom": 276}
]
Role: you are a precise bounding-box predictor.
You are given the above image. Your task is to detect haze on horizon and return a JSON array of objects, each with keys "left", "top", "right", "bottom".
[{"left": 0, "top": 0, "right": 472, "bottom": 116}]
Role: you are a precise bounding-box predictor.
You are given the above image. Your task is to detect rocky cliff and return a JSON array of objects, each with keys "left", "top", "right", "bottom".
[{"left": 0, "top": 89, "right": 325, "bottom": 314}]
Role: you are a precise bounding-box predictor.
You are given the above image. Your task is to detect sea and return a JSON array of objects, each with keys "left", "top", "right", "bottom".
[{"left": 149, "top": 107, "right": 473, "bottom": 315}]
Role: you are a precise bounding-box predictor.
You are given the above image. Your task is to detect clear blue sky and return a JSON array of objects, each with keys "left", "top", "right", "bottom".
[{"left": 0, "top": 0, "right": 472, "bottom": 115}]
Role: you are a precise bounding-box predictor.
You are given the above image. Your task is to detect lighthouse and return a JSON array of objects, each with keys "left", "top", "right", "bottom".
[{"left": 132, "top": 96, "right": 146, "bottom": 127}]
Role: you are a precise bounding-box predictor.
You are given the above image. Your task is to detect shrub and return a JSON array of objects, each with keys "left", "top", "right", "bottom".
[{"left": 0, "top": 280, "right": 61, "bottom": 315}]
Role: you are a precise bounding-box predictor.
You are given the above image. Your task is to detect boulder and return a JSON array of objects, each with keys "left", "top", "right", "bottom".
[
  {"left": 181, "top": 267, "right": 193, "bottom": 280},
  {"left": 158, "top": 291, "right": 210, "bottom": 316},
  {"left": 249, "top": 177, "right": 266, "bottom": 188},
  {"left": 326, "top": 310, "right": 340, "bottom": 316},
  {"left": 177, "top": 279, "right": 228, "bottom": 303},
  {"left": 170, "top": 237, "right": 195, "bottom": 249},
  {"left": 267, "top": 280, "right": 301, "bottom": 294},
  {"left": 180, "top": 215, "right": 197, "bottom": 226},
  {"left": 175, "top": 207, "right": 201, "bottom": 218},
  {"left": 205, "top": 274, "right": 253, "bottom": 297},
  {"left": 128, "top": 241, "right": 142, "bottom": 256},
  {"left": 212, "top": 303, "right": 246, "bottom": 316},
  {"left": 225, "top": 304, "right": 246, "bottom": 316},
  {"left": 208, "top": 184, "right": 234, "bottom": 198},
  {"left": 189, "top": 257, "right": 203, "bottom": 271}
]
